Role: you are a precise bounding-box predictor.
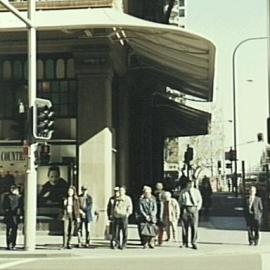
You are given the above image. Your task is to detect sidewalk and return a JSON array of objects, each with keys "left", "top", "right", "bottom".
[{"left": 0, "top": 217, "right": 270, "bottom": 258}]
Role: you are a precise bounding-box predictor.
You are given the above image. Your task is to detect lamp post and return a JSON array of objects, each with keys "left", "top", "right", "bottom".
[{"left": 232, "top": 37, "right": 267, "bottom": 197}]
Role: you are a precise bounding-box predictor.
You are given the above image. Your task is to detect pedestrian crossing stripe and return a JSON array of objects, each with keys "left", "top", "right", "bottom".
[{"left": 261, "top": 254, "right": 270, "bottom": 270}]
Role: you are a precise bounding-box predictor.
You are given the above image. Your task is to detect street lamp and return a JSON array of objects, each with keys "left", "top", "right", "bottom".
[{"left": 232, "top": 37, "right": 267, "bottom": 197}]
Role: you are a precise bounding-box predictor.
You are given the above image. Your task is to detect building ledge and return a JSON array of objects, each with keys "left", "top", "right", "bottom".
[{"left": 0, "top": 0, "right": 113, "bottom": 12}]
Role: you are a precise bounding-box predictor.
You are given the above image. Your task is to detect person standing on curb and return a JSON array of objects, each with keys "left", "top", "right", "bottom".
[
  {"left": 245, "top": 185, "right": 263, "bottom": 246},
  {"left": 138, "top": 186, "right": 157, "bottom": 249},
  {"left": 153, "top": 182, "right": 165, "bottom": 246},
  {"left": 178, "top": 179, "right": 202, "bottom": 250},
  {"left": 107, "top": 187, "right": 120, "bottom": 249},
  {"left": 78, "top": 185, "right": 96, "bottom": 248},
  {"left": 161, "top": 191, "right": 180, "bottom": 243},
  {"left": 112, "top": 186, "right": 133, "bottom": 249},
  {"left": 3, "top": 185, "right": 22, "bottom": 250},
  {"left": 62, "top": 185, "right": 80, "bottom": 249}
]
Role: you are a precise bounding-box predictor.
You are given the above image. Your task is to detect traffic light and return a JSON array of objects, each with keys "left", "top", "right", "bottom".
[
  {"left": 257, "top": 132, "right": 263, "bottom": 142},
  {"left": 33, "top": 98, "right": 54, "bottom": 140}
]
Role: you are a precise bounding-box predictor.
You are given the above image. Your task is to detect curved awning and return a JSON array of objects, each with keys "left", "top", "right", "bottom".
[
  {"left": 153, "top": 93, "right": 211, "bottom": 137},
  {"left": 0, "top": 8, "right": 215, "bottom": 101}
]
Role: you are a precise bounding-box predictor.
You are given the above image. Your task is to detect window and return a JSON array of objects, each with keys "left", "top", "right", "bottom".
[{"left": 0, "top": 55, "right": 77, "bottom": 119}]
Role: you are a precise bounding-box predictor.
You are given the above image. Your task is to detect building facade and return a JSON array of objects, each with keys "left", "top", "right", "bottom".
[{"left": 0, "top": 0, "right": 215, "bottom": 236}]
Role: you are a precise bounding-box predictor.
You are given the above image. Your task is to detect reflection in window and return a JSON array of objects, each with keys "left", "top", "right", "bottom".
[
  {"left": 56, "top": 59, "right": 65, "bottom": 79},
  {"left": 37, "top": 59, "right": 44, "bottom": 80}
]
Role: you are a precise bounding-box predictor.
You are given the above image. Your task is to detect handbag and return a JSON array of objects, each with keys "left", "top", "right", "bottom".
[{"left": 140, "top": 222, "right": 157, "bottom": 237}]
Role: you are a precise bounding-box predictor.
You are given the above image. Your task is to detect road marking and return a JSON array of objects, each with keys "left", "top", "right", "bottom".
[
  {"left": 0, "top": 259, "right": 36, "bottom": 269},
  {"left": 261, "top": 254, "right": 270, "bottom": 270}
]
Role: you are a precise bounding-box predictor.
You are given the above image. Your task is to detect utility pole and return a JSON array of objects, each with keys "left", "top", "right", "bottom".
[{"left": 0, "top": 0, "right": 37, "bottom": 251}]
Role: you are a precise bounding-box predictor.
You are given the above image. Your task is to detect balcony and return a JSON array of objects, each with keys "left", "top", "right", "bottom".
[{"left": 0, "top": 0, "right": 113, "bottom": 11}]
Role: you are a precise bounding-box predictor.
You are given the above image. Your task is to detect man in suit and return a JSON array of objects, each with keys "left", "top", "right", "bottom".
[
  {"left": 245, "top": 185, "right": 263, "bottom": 246},
  {"left": 78, "top": 186, "right": 95, "bottom": 247},
  {"left": 3, "top": 185, "right": 22, "bottom": 250},
  {"left": 178, "top": 179, "right": 202, "bottom": 250}
]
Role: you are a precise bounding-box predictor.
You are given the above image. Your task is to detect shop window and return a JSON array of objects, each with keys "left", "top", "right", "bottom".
[
  {"left": 3, "top": 61, "right": 12, "bottom": 80},
  {"left": 13, "top": 61, "right": 23, "bottom": 80},
  {"left": 0, "top": 56, "right": 77, "bottom": 119},
  {"left": 37, "top": 59, "right": 44, "bottom": 80},
  {"left": 56, "top": 59, "right": 65, "bottom": 79},
  {"left": 66, "top": 58, "right": 75, "bottom": 79},
  {"left": 45, "top": 59, "right": 55, "bottom": 80}
]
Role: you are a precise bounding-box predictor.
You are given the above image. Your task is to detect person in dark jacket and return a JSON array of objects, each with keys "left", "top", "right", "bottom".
[
  {"left": 245, "top": 185, "right": 263, "bottom": 246},
  {"left": 106, "top": 187, "right": 120, "bottom": 249},
  {"left": 199, "top": 176, "right": 213, "bottom": 218},
  {"left": 62, "top": 185, "right": 81, "bottom": 249},
  {"left": 78, "top": 185, "right": 96, "bottom": 247},
  {"left": 3, "top": 185, "right": 22, "bottom": 250},
  {"left": 138, "top": 186, "right": 157, "bottom": 249}
]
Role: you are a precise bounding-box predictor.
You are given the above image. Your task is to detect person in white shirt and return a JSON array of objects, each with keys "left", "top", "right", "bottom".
[
  {"left": 112, "top": 186, "right": 133, "bottom": 249},
  {"left": 178, "top": 179, "right": 202, "bottom": 249}
]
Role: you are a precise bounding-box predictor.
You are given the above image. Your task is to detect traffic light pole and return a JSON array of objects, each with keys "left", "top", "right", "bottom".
[
  {"left": 25, "top": 0, "right": 37, "bottom": 251},
  {"left": 0, "top": 0, "right": 37, "bottom": 251}
]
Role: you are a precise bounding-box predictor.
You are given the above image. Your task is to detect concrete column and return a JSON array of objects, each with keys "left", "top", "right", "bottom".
[
  {"left": 117, "top": 79, "right": 129, "bottom": 188},
  {"left": 74, "top": 50, "right": 113, "bottom": 237}
]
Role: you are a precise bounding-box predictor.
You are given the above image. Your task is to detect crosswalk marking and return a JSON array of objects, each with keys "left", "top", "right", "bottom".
[
  {"left": 0, "top": 259, "right": 36, "bottom": 269},
  {"left": 261, "top": 254, "right": 270, "bottom": 270}
]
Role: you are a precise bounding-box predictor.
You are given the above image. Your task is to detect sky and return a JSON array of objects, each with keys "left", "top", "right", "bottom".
[{"left": 185, "top": 0, "right": 269, "bottom": 170}]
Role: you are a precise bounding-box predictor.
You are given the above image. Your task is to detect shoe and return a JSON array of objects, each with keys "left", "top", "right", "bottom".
[
  {"left": 11, "top": 246, "right": 16, "bottom": 250},
  {"left": 192, "top": 244, "right": 198, "bottom": 250},
  {"left": 149, "top": 245, "right": 155, "bottom": 249},
  {"left": 85, "top": 244, "right": 90, "bottom": 248},
  {"left": 77, "top": 243, "right": 82, "bottom": 248},
  {"left": 6, "top": 246, "right": 11, "bottom": 250},
  {"left": 67, "top": 245, "right": 72, "bottom": 249},
  {"left": 254, "top": 241, "right": 258, "bottom": 246},
  {"left": 249, "top": 242, "right": 253, "bottom": 246},
  {"left": 143, "top": 244, "right": 147, "bottom": 249}
]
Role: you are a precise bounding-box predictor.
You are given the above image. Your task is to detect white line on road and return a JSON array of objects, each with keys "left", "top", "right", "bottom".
[
  {"left": 261, "top": 254, "right": 270, "bottom": 270},
  {"left": 0, "top": 259, "right": 37, "bottom": 269}
]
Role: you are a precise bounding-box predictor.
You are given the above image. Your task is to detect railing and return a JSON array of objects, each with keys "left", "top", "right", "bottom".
[{"left": 0, "top": 0, "right": 113, "bottom": 11}]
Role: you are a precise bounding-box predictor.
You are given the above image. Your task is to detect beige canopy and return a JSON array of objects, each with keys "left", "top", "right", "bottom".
[{"left": 0, "top": 7, "right": 215, "bottom": 101}]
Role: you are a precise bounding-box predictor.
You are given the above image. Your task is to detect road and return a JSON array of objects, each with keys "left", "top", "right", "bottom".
[{"left": 0, "top": 253, "right": 265, "bottom": 270}]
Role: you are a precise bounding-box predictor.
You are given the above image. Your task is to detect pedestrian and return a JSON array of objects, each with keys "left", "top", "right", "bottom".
[
  {"left": 153, "top": 182, "right": 165, "bottom": 245},
  {"left": 161, "top": 191, "right": 180, "bottom": 243},
  {"left": 178, "top": 179, "right": 202, "bottom": 250},
  {"left": 62, "top": 185, "right": 80, "bottom": 249},
  {"left": 245, "top": 185, "right": 263, "bottom": 246},
  {"left": 78, "top": 185, "right": 96, "bottom": 248},
  {"left": 112, "top": 186, "right": 133, "bottom": 249},
  {"left": 3, "top": 185, "right": 22, "bottom": 250},
  {"left": 138, "top": 186, "right": 157, "bottom": 249},
  {"left": 199, "top": 176, "right": 213, "bottom": 218},
  {"left": 106, "top": 187, "right": 120, "bottom": 249}
]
